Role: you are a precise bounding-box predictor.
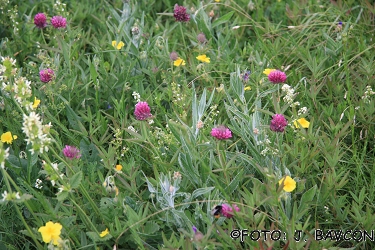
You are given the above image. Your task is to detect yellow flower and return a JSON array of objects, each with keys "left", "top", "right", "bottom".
[
  {"left": 173, "top": 58, "right": 186, "bottom": 66},
  {"left": 263, "top": 68, "right": 276, "bottom": 76},
  {"left": 112, "top": 41, "right": 125, "bottom": 50},
  {"left": 33, "top": 97, "right": 41, "bottom": 109},
  {"left": 1, "top": 132, "right": 17, "bottom": 144},
  {"left": 115, "top": 164, "right": 123, "bottom": 172},
  {"left": 244, "top": 86, "right": 251, "bottom": 91},
  {"left": 293, "top": 118, "right": 310, "bottom": 129},
  {"left": 38, "top": 221, "right": 62, "bottom": 245},
  {"left": 100, "top": 228, "right": 109, "bottom": 237},
  {"left": 215, "top": 0, "right": 220, "bottom": 2},
  {"left": 278, "top": 176, "right": 296, "bottom": 192},
  {"left": 196, "top": 54, "right": 210, "bottom": 63}
]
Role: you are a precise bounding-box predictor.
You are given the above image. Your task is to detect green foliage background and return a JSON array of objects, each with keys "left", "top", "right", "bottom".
[{"left": 1, "top": 0, "right": 375, "bottom": 249}]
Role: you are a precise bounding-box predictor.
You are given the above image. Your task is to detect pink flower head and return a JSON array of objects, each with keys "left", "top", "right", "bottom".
[
  {"left": 63, "top": 145, "right": 81, "bottom": 159},
  {"left": 173, "top": 4, "right": 190, "bottom": 22},
  {"left": 270, "top": 114, "right": 288, "bottom": 132},
  {"left": 134, "top": 101, "right": 152, "bottom": 120},
  {"left": 221, "top": 204, "right": 240, "bottom": 218},
  {"left": 51, "top": 16, "right": 67, "bottom": 29},
  {"left": 211, "top": 126, "right": 232, "bottom": 140},
  {"left": 34, "top": 13, "right": 47, "bottom": 29},
  {"left": 39, "top": 69, "right": 54, "bottom": 83},
  {"left": 268, "top": 70, "right": 287, "bottom": 84}
]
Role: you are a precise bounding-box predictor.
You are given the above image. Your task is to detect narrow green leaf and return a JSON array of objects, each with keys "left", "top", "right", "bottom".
[{"left": 212, "top": 11, "right": 234, "bottom": 29}]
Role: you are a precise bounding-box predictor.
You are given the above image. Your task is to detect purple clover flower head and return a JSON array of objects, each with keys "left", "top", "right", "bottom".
[
  {"left": 338, "top": 21, "right": 343, "bottom": 25},
  {"left": 169, "top": 51, "right": 179, "bottom": 61},
  {"left": 39, "top": 69, "right": 54, "bottom": 83},
  {"left": 221, "top": 204, "right": 240, "bottom": 218},
  {"left": 211, "top": 125, "right": 232, "bottom": 140},
  {"left": 197, "top": 32, "right": 207, "bottom": 43},
  {"left": 63, "top": 145, "right": 81, "bottom": 159},
  {"left": 270, "top": 114, "right": 288, "bottom": 132},
  {"left": 134, "top": 101, "right": 152, "bottom": 120},
  {"left": 192, "top": 226, "right": 197, "bottom": 233},
  {"left": 268, "top": 70, "right": 287, "bottom": 84},
  {"left": 173, "top": 4, "right": 190, "bottom": 22},
  {"left": 34, "top": 13, "right": 47, "bottom": 29},
  {"left": 51, "top": 16, "right": 67, "bottom": 29}
]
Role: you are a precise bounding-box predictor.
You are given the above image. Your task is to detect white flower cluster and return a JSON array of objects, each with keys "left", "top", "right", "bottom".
[
  {"left": 35, "top": 179, "right": 43, "bottom": 189},
  {"left": 0, "top": 56, "right": 17, "bottom": 81},
  {"left": 298, "top": 107, "right": 308, "bottom": 116},
  {"left": 132, "top": 91, "right": 141, "bottom": 102},
  {"left": 281, "top": 84, "right": 296, "bottom": 105},
  {"left": 22, "top": 112, "right": 52, "bottom": 154},
  {"left": 362, "top": 85, "right": 375, "bottom": 104},
  {"left": 1, "top": 190, "right": 20, "bottom": 202}
]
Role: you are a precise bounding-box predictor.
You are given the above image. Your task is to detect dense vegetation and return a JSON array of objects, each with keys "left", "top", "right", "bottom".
[{"left": 1, "top": 0, "right": 375, "bottom": 249}]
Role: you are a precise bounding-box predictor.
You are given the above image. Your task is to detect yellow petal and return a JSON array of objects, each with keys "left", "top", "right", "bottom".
[
  {"left": 293, "top": 118, "right": 310, "bottom": 128},
  {"left": 173, "top": 58, "right": 186, "bottom": 66},
  {"left": 244, "top": 86, "right": 251, "bottom": 91},
  {"left": 196, "top": 55, "right": 210, "bottom": 63},
  {"left": 100, "top": 228, "right": 109, "bottom": 237},
  {"left": 115, "top": 164, "right": 123, "bottom": 171},
  {"left": 33, "top": 97, "right": 41, "bottom": 109},
  {"left": 1, "top": 132, "right": 13, "bottom": 144},
  {"left": 263, "top": 68, "right": 276, "bottom": 76},
  {"left": 278, "top": 176, "right": 296, "bottom": 192}
]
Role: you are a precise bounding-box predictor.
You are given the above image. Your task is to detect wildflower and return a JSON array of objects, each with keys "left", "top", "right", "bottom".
[
  {"left": 293, "top": 118, "right": 310, "bottom": 129},
  {"left": 173, "top": 4, "right": 190, "bottom": 22},
  {"left": 337, "top": 21, "right": 343, "bottom": 31},
  {"left": 241, "top": 70, "right": 251, "bottom": 82},
  {"left": 221, "top": 203, "right": 240, "bottom": 218},
  {"left": 197, "top": 32, "right": 207, "bottom": 43},
  {"left": 1, "top": 131, "right": 17, "bottom": 144},
  {"left": 100, "top": 228, "right": 109, "bottom": 237},
  {"left": 196, "top": 54, "right": 210, "bottom": 63},
  {"left": 50, "top": 16, "right": 67, "bottom": 29},
  {"left": 268, "top": 70, "right": 287, "bottom": 84},
  {"left": 33, "top": 97, "right": 41, "bottom": 109},
  {"left": 62, "top": 145, "right": 81, "bottom": 159},
  {"left": 209, "top": 10, "right": 215, "bottom": 18},
  {"left": 34, "top": 13, "right": 47, "bottom": 29},
  {"left": 281, "top": 84, "right": 295, "bottom": 104},
  {"left": 298, "top": 107, "right": 308, "bottom": 116},
  {"left": 22, "top": 112, "right": 52, "bottom": 154},
  {"left": 173, "top": 58, "right": 186, "bottom": 66},
  {"left": 232, "top": 26, "right": 240, "bottom": 30},
  {"left": 132, "top": 91, "right": 141, "bottom": 102},
  {"left": 270, "top": 114, "right": 288, "bottom": 132},
  {"left": 244, "top": 86, "right": 251, "bottom": 91},
  {"left": 263, "top": 68, "right": 276, "bottom": 76},
  {"left": 39, "top": 69, "right": 54, "bottom": 83},
  {"left": 192, "top": 226, "right": 204, "bottom": 241},
  {"left": 169, "top": 51, "right": 179, "bottom": 61},
  {"left": 38, "top": 221, "right": 62, "bottom": 245},
  {"left": 134, "top": 101, "right": 152, "bottom": 120},
  {"left": 196, "top": 120, "right": 204, "bottom": 129},
  {"left": 1, "top": 191, "right": 8, "bottom": 201},
  {"left": 173, "top": 171, "right": 182, "bottom": 180},
  {"left": 112, "top": 41, "right": 125, "bottom": 50},
  {"left": 35, "top": 179, "right": 43, "bottom": 189},
  {"left": 211, "top": 126, "right": 232, "bottom": 140},
  {"left": 278, "top": 176, "right": 296, "bottom": 192},
  {"left": 115, "top": 164, "right": 122, "bottom": 172}
]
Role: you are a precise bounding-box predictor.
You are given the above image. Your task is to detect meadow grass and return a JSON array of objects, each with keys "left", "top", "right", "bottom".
[{"left": 1, "top": 0, "right": 375, "bottom": 249}]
